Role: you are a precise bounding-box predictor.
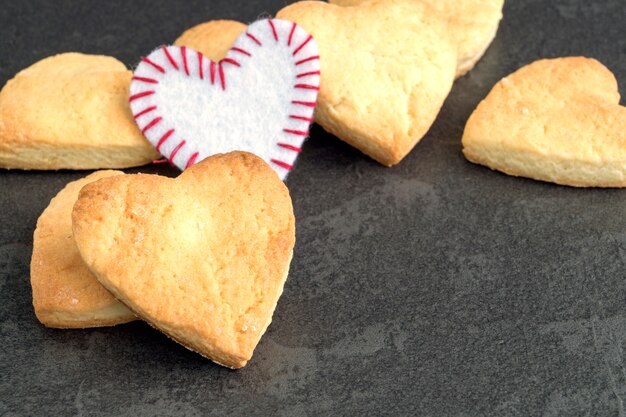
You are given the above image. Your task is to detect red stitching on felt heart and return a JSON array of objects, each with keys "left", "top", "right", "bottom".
[
  {"left": 283, "top": 129, "right": 309, "bottom": 136},
  {"left": 185, "top": 152, "right": 199, "bottom": 168},
  {"left": 231, "top": 47, "right": 251, "bottom": 57},
  {"left": 218, "top": 62, "right": 226, "bottom": 90},
  {"left": 132, "top": 76, "right": 158, "bottom": 84},
  {"left": 278, "top": 143, "right": 302, "bottom": 152},
  {"left": 289, "top": 115, "right": 314, "bottom": 122},
  {"left": 294, "top": 84, "right": 319, "bottom": 91},
  {"left": 221, "top": 58, "right": 240, "bottom": 67},
  {"left": 295, "top": 56, "right": 319, "bottom": 66},
  {"left": 142, "top": 57, "right": 165, "bottom": 73},
  {"left": 291, "top": 100, "right": 317, "bottom": 107},
  {"left": 210, "top": 61, "right": 217, "bottom": 85},
  {"left": 288, "top": 22, "right": 297, "bottom": 46},
  {"left": 156, "top": 129, "right": 175, "bottom": 152},
  {"left": 162, "top": 46, "right": 179, "bottom": 70},
  {"left": 181, "top": 46, "right": 190, "bottom": 75},
  {"left": 129, "top": 90, "right": 155, "bottom": 102},
  {"left": 141, "top": 116, "right": 162, "bottom": 134},
  {"left": 133, "top": 105, "right": 157, "bottom": 120},
  {"left": 197, "top": 51, "right": 204, "bottom": 80},
  {"left": 271, "top": 159, "right": 293, "bottom": 170},
  {"left": 130, "top": 19, "right": 319, "bottom": 179},
  {"left": 246, "top": 32, "right": 262, "bottom": 46},
  {"left": 169, "top": 140, "right": 186, "bottom": 162},
  {"left": 296, "top": 70, "right": 321, "bottom": 78},
  {"left": 292, "top": 35, "right": 313, "bottom": 56},
  {"left": 268, "top": 19, "right": 278, "bottom": 42}
]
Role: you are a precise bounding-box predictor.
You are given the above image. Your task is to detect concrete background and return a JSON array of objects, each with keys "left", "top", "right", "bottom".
[{"left": 1, "top": 0, "right": 625, "bottom": 415}]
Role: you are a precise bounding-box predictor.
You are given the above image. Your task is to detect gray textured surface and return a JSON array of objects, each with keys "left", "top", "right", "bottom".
[{"left": 1, "top": 0, "right": 626, "bottom": 415}]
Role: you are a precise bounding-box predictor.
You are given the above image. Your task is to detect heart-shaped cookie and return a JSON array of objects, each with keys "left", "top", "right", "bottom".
[
  {"left": 174, "top": 20, "right": 247, "bottom": 61},
  {"left": 0, "top": 53, "right": 159, "bottom": 170},
  {"left": 327, "top": 0, "right": 504, "bottom": 78},
  {"left": 72, "top": 152, "right": 295, "bottom": 368},
  {"left": 130, "top": 19, "right": 319, "bottom": 180},
  {"left": 462, "top": 57, "right": 626, "bottom": 187},
  {"left": 31, "top": 170, "right": 136, "bottom": 328},
  {"left": 277, "top": 0, "right": 457, "bottom": 166}
]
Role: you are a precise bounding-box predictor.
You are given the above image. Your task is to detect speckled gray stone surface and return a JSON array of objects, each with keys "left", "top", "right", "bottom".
[{"left": 1, "top": 1, "right": 625, "bottom": 415}]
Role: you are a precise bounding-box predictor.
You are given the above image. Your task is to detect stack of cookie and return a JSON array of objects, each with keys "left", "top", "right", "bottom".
[
  {"left": 2, "top": 0, "right": 625, "bottom": 370},
  {"left": 32, "top": 152, "right": 295, "bottom": 369}
]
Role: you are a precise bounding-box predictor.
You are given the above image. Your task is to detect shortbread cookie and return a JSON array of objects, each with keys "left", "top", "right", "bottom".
[
  {"left": 278, "top": 0, "right": 457, "bottom": 166},
  {"left": 462, "top": 57, "right": 626, "bottom": 187},
  {"left": 174, "top": 20, "right": 246, "bottom": 61},
  {"left": 328, "top": 0, "right": 504, "bottom": 77},
  {"left": 72, "top": 152, "right": 295, "bottom": 368},
  {"left": 0, "top": 53, "right": 160, "bottom": 170},
  {"left": 31, "top": 171, "right": 136, "bottom": 328}
]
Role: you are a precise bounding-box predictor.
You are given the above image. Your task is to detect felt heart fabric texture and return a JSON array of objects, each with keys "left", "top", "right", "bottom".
[
  {"left": 72, "top": 152, "right": 296, "bottom": 368},
  {"left": 462, "top": 57, "right": 626, "bottom": 187},
  {"left": 130, "top": 19, "right": 320, "bottom": 180},
  {"left": 277, "top": 0, "right": 457, "bottom": 166}
]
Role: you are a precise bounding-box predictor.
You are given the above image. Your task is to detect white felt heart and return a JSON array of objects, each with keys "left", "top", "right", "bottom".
[{"left": 129, "top": 19, "right": 320, "bottom": 180}]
